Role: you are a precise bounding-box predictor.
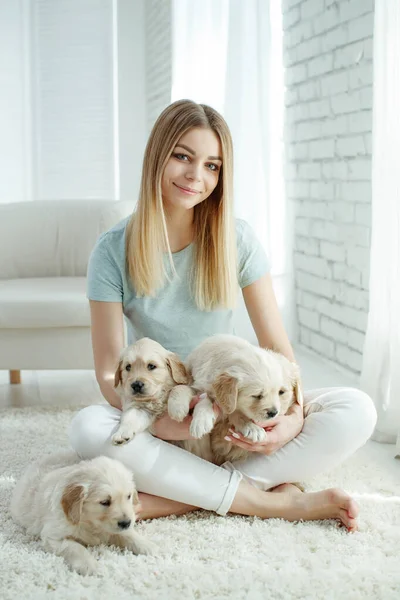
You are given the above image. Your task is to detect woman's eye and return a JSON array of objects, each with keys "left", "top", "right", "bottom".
[
  {"left": 174, "top": 153, "right": 189, "bottom": 161},
  {"left": 207, "top": 163, "right": 219, "bottom": 172},
  {"left": 126, "top": 364, "right": 131, "bottom": 372},
  {"left": 100, "top": 499, "right": 111, "bottom": 507},
  {"left": 279, "top": 389, "right": 286, "bottom": 396},
  {"left": 147, "top": 363, "right": 157, "bottom": 371}
]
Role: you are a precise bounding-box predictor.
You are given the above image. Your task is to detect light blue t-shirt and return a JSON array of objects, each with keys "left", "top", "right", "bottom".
[{"left": 87, "top": 217, "right": 270, "bottom": 359}]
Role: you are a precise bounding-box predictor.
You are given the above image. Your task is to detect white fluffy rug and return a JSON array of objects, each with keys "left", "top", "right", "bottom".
[{"left": 1, "top": 406, "right": 400, "bottom": 600}]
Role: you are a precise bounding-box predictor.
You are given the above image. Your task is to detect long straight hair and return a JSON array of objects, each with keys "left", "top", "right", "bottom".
[{"left": 126, "top": 99, "right": 237, "bottom": 311}]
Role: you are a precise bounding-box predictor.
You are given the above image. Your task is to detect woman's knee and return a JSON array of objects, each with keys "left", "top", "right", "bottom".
[
  {"left": 350, "top": 388, "right": 377, "bottom": 440},
  {"left": 69, "top": 404, "right": 119, "bottom": 459},
  {"left": 338, "top": 387, "right": 377, "bottom": 444},
  {"left": 308, "top": 387, "right": 377, "bottom": 452}
]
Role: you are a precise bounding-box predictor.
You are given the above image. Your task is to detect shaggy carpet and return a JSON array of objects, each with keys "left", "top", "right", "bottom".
[{"left": 0, "top": 406, "right": 399, "bottom": 600}]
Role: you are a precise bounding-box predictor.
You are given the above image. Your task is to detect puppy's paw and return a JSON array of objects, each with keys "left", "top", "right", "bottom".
[
  {"left": 168, "top": 387, "right": 193, "bottom": 422},
  {"left": 190, "top": 413, "right": 215, "bottom": 439},
  {"left": 168, "top": 398, "right": 190, "bottom": 422},
  {"left": 130, "top": 537, "right": 158, "bottom": 556},
  {"left": 237, "top": 423, "right": 267, "bottom": 443},
  {"left": 136, "top": 539, "right": 158, "bottom": 556},
  {"left": 111, "top": 426, "right": 135, "bottom": 446},
  {"left": 168, "top": 403, "right": 189, "bottom": 423},
  {"left": 70, "top": 555, "right": 97, "bottom": 576}
]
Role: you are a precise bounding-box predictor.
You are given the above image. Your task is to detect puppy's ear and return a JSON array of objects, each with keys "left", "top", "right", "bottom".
[
  {"left": 293, "top": 374, "right": 304, "bottom": 408},
  {"left": 114, "top": 360, "right": 123, "bottom": 388},
  {"left": 283, "top": 361, "right": 303, "bottom": 408},
  {"left": 61, "top": 483, "right": 88, "bottom": 525},
  {"left": 273, "top": 352, "right": 303, "bottom": 408},
  {"left": 131, "top": 489, "right": 140, "bottom": 506},
  {"left": 213, "top": 373, "right": 238, "bottom": 414},
  {"left": 166, "top": 353, "right": 189, "bottom": 385}
]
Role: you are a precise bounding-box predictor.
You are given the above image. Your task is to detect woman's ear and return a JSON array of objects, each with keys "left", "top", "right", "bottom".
[
  {"left": 166, "top": 353, "right": 189, "bottom": 384},
  {"left": 114, "top": 360, "right": 123, "bottom": 388},
  {"left": 213, "top": 373, "right": 238, "bottom": 414}
]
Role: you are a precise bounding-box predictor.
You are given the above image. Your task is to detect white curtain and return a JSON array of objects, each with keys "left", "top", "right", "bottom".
[
  {"left": 171, "top": 0, "right": 287, "bottom": 277},
  {"left": 171, "top": 0, "right": 229, "bottom": 115},
  {"left": 360, "top": 0, "right": 400, "bottom": 453}
]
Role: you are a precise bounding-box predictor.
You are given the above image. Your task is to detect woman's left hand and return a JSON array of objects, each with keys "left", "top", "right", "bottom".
[{"left": 226, "top": 403, "right": 304, "bottom": 456}]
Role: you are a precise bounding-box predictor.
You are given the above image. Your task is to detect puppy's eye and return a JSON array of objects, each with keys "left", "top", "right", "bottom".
[
  {"left": 252, "top": 393, "right": 263, "bottom": 400},
  {"left": 126, "top": 364, "right": 131, "bottom": 372},
  {"left": 127, "top": 494, "right": 132, "bottom": 500},
  {"left": 279, "top": 389, "right": 286, "bottom": 396},
  {"left": 147, "top": 363, "right": 157, "bottom": 371},
  {"left": 100, "top": 499, "right": 111, "bottom": 507}
]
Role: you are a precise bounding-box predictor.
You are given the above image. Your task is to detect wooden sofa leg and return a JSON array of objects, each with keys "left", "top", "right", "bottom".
[{"left": 10, "top": 370, "right": 21, "bottom": 384}]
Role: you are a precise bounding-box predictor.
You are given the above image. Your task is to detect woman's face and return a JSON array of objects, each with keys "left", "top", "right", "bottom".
[{"left": 161, "top": 127, "right": 222, "bottom": 212}]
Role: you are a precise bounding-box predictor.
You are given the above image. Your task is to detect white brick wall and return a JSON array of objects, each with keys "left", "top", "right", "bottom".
[{"left": 283, "top": 0, "right": 374, "bottom": 375}]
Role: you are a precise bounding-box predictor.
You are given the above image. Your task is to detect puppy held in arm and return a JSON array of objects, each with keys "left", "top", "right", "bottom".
[
  {"left": 112, "top": 337, "right": 189, "bottom": 445},
  {"left": 168, "top": 334, "right": 302, "bottom": 465},
  {"left": 11, "top": 451, "right": 156, "bottom": 576}
]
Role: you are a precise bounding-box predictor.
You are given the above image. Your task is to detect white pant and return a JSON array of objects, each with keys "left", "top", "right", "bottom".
[{"left": 68, "top": 387, "right": 377, "bottom": 516}]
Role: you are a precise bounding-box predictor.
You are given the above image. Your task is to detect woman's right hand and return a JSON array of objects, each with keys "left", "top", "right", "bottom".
[{"left": 152, "top": 395, "right": 219, "bottom": 441}]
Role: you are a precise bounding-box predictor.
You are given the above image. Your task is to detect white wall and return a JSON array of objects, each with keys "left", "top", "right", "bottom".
[{"left": 283, "top": 0, "right": 374, "bottom": 374}]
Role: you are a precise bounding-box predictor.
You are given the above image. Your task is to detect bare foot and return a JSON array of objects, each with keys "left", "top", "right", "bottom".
[{"left": 289, "top": 487, "right": 359, "bottom": 531}]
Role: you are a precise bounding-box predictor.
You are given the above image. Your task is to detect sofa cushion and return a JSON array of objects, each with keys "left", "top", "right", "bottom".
[
  {"left": 0, "top": 200, "right": 132, "bottom": 279},
  {"left": 0, "top": 277, "right": 90, "bottom": 328}
]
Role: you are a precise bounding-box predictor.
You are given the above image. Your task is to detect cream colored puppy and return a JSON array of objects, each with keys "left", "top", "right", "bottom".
[
  {"left": 112, "top": 337, "right": 189, "bottom": 445},
  {"left": 11, "top": 451, "right": 156, "bottom": 575},
  {"left": 169, "top": 334, "right": 302, "bottom": 464}
]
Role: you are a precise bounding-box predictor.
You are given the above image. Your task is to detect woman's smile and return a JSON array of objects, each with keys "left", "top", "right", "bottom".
[{"left": 173, "top": 183, "right": 201, "bottom": 195}]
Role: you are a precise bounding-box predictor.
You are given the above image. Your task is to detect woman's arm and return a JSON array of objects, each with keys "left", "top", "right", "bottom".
[
  {"left": 233, "top": 273, "right": 303, "bottom": 453},
  {"left": 242, "top": 273, "right": 296, "bottom": 362},
  {"left": 90, "top": 300, "right": 125, "bottom": 410}
]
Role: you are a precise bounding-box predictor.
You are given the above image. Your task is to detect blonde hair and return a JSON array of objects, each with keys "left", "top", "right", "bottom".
[{"left": 126, "top": 99, "right": 237, "bottom": 311}]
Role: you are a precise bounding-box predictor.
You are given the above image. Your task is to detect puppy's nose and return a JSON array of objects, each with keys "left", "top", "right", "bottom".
[
  {"left": 118, "top": 519, "right": 132, "bottom": 530},
  {"left": 266, "top": 408, "right": 278, "bottom": 419},
  {"left": 131, "top": 380, "right": 144, "bottom": 393}
]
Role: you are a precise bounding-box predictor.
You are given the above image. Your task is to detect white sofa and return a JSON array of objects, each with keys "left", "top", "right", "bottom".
[{"left": 0, "top": 200, "right": 132, "bottom": 383}]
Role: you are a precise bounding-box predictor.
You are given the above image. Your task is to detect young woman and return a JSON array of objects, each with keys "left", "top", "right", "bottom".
[{"left": 69, "top": 100, "right": 377, "bottom": 530}]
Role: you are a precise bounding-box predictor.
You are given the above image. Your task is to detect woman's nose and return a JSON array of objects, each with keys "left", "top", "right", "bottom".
[{"left": 185, "top": 163, "right": 202, "bottom": 181}]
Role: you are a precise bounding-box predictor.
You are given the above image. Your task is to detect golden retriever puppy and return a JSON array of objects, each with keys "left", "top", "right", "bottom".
[
  {"left": 11, "top": 451, "right": 156, "bottom": 575},
  {"left": 168, "top": 334, "right": 302, "bottom": 465},
  {"left": 111, "top": 337, "right": 189, "bottom": 446}
]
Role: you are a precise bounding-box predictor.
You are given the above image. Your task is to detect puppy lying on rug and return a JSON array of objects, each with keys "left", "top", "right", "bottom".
[
  {"left": 111, "top": 337, "right": 189, "bottom": 446},
  {"left": 11, "top": 451, "right": 156, "bottom": 575},
  {"left": 169, "top": 334, "right": 303, "bottom": 465}
]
